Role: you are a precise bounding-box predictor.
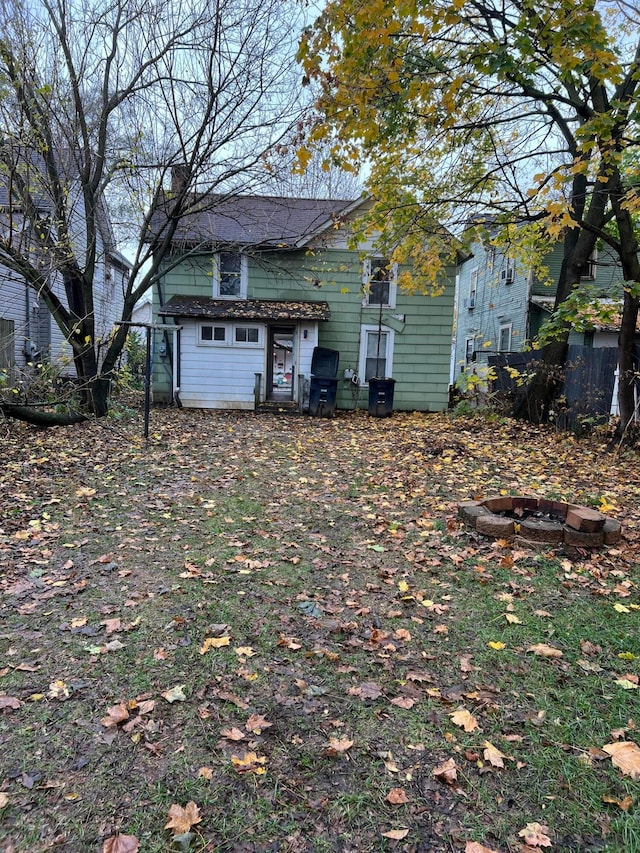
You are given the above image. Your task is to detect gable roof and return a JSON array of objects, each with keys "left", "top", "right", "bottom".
[
  {"left": 159, "top": 295, "right": 330, "bottom": 322},
  {"left": 149, "top": 193, "right": 362, "bottom": 250}
]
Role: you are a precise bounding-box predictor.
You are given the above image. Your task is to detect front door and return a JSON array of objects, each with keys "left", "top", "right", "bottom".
[{"left": 267, "top": 325, "right": 296, "bottom": 401}]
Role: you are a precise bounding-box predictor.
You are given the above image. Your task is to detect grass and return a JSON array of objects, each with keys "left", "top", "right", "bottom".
[{"left": 0, "top": 407, "right": 639, "bottom": 852}]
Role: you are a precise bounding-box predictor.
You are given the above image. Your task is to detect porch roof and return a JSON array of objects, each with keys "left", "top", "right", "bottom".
[{"left": 159, "top": 295, "right": 331, "bottom": 322}]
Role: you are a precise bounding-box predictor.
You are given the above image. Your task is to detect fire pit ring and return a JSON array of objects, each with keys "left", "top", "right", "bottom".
[{"left": 458, "top": 496, "right": 622, "bottom": 548}]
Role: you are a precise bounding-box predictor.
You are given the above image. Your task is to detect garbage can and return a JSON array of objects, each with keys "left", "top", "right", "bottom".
[
  {"left": 309, "top": 376, "right": 339, "bottom": 417},
  {"left": 368, "top": 377, "right": 395, "bottom": 417},
  {"left": 308, "top": 347, "right": 340, "bottom": 417}
]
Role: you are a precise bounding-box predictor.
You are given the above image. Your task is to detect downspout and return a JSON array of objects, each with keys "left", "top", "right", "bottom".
[{"left": 173, "top": 323, "right": 182, "bottom": 407}]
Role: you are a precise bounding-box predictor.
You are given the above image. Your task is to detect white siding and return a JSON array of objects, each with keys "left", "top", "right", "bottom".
[
  {"left": 177, "top": 320, "right": 265, "bottom": 409},
  {"left": 297, "top": 324, "right": 319, "bottom": 379}
]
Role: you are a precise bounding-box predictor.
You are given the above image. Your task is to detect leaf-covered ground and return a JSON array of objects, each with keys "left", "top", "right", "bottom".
[{"left": 0, "top": 408, "right": 639, "bottom": 853}]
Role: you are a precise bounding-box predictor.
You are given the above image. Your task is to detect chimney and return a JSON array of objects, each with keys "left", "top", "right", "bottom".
[{"left": 171, "top": 164, "right": 189, "bottom": 194}]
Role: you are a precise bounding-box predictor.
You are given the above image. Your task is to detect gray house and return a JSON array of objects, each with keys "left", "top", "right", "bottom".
[{"left": 453, "top": 236, "right": 625, "bottom": 382}]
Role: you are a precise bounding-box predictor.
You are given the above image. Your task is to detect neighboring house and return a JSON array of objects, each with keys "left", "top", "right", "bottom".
[
  {"left": 453, "top": 235, "right": 625, "bottom": 380},
  {"left": 0, "top": 166, "right": 129, "bottom": 378},
  {"left": 149, "top": 191, "right": 456, "bottom": 412}
]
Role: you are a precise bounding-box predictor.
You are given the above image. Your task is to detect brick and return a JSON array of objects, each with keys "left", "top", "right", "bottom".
[
  {"left": 552, "top": 501, "right": 568, "bottom": 519},
  {"left": 457, "top": 502, "right": 491, "bottom": 528},
  {"left": 562, "top": 526, "right": 604, "bottom": 547},
  {"left": 603, "top": 518, "right": 623, "bottom": 545},
  {"left": 524, "top": 497, "right": 540, "bottom": 512},
  {"left": 483, "top": 497, "right": 514, "bottom": 513},
  {"left": 519, "top": 518, "right": 564, "bottom": 543},
  {"left": 538, "top": 499, "right": 556, "bottom": 516},
  {"left": 476, "top": 515, "right": 515, "bottom": 538},
  {"left": 565, "top": 506, "right": 606, "bottom": 533}
]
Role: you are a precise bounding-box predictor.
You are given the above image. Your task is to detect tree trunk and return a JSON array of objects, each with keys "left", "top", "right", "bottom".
[{"left": 616, "top": 290, "right": 639, "bottom": 435}]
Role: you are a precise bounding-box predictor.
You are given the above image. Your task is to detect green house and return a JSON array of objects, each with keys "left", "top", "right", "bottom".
[{"left": 150, "top": 194, "right": 455, "bottom": 413}]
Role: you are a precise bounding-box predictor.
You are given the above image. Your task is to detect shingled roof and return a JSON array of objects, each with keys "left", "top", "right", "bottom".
[
  {"left": 159, "top": 295, "right": 331, "bottom": 322},
  {"left": 148, "top": 193, "right": 360, "bottom": 249}
]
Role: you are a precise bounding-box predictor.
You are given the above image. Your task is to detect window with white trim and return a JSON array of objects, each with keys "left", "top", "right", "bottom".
[
  {"left": 362, "top": 257, "right": 397, "bottom": 308},
  {"left": 359, "top": 325, "right": 394, "bottom": 382},
  {"left": 199, "top": 324, "right": 227, "bottom": 345},
  {"left": 465, "top": 336, "right": 476, "bottom": 365},
  {"left": 234, "top": 325, "right": 261, "bottom": 345},
  {"left": 468, "top": 268, "right": 478, "bottom": 308},
  {"left": 498, "top": 322, "right": 512, "bottom": 352},
  {"left": 197, "top": 322, "right": 262, "bottom": 347},
  {"left": 213, "top": 252, "right": 247, "bottom": 298},
  {"left": 500, "top": 258, "right": 515, "bottom": 284}
]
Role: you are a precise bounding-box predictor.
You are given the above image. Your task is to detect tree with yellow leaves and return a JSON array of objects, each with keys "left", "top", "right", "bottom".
[{"left": 299, "top": 0, "right": 640, "bottom": 434}]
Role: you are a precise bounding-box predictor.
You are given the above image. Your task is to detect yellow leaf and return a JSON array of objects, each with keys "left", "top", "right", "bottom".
[
  {"left": 161, "top": 685, "right": 187, "bottom": 703},
  {"left": 504, "top": 613, "right": 521, "bottom": 624},
  {"left": 614, "top": 678, "right": 638, "bottom": 690},
  {"left": 165, "top": 801, "right": 202, "bottom": 834},
  {"left": 487, "top": 641, "right": 505, "bottom": 650},
  {"left": 200, "top": 636, "right": 231, "bottom": 654},
  {"left": 398, "top": 580, "right": 409, "bottom": 593},
  {"left": 449, "top": 707, "right": 479, "bottom": 733},
  {"left": 231, "top": 752, "right": 267, "bottom": 774},
  {"left": 613, "top": 603, "right": 630, "bottom": 613}
]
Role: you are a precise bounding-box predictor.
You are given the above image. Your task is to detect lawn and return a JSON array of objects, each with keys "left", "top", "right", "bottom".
[{"left": 0, "top": 407, "right": 638, "bottom": 853}]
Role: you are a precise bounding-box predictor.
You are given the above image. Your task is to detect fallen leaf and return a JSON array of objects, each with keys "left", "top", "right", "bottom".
[
  {"left": 200, "top": 636, "right": 231, "bottom": 653},
  {"left": 381, "top": 828, "right": 409, "bottom": 840},
  {"left": 347, "top": 681, "right": 383, "bottom": 700},
  {"left": 245, "top": 714, "right": 273, "bottom": 734},
  {"left": 504, "top": 613, "right": 522, "bottom": 624},
  {"left": 602, "top": 794, "right": 633, "bottom": 811},
  {"left": 433, "top": 757, "right": 458, "bottom": 784},
  {"left": 101, "top": 702, "right": 130, "bottom": 728},
  {"left": 0, "top": 696, "right": 21, "bottom": 710},
  {"left": 162, "top": 685, "right": 187, "bottom": 703},
  {"left": 102, "top": 835, "right": 140, "bottom": 853},
  {"left": 483, "top": 741, "right": 506, "bottom": 768},
  {"left": 0, "top": 793, "right": 8, "bottom": 809},
  {"left": 487, "top": 641, "right": 506, "bottom": 650},
  {"left": 450, "top": 708, "right": 479, "bottom": 733},
  {"left": 465, "top": 843, "right": 500, "bottom": 853},
  {"left": 518, "top": 822, "right": 553, "bottom": 847},
  {"left": 48, "top": 680, "right": 70, "bottom": 700},
  {"left": 234, "top": 646, "right": 256, "bottom": 657},
  {"left": 325, "top": 737, "right": 354, "bottom": 754},
  {"left": 390, "top": 696, "right": 416, "bottom": 709},
  {"left": 165, "top": 801, "right": 202, "bottom": 834},
  {"left": 197, "top": 767, "right": 213, "bottom": 780},
  {"left": 614, "top": 678, "right": 638, "bottom": 690},
  {"left": 527, "top": 643, "right": 563, "bottom": 658},
  {"left": 385, "top": 787, "right": 409, "bottom": 805},
  {"left": 602, "top": 741, "right": 640, "bottom": 780},
  {"left": 231, "top": 752, "right": 267, "bottom": 774},
  {"left": 220, "top": 727, "right": 246, "bottom": 742}
]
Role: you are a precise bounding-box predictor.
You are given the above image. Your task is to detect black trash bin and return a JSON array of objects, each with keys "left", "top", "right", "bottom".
[
  {"left": 309, "top": 347, "right": 340, "bottom": 417},
  {"left": 368, "top": 377, "right": 395, "bottom": 417},
  {"left": 309, "top": 376, "right": 339, "bottom": 417}
]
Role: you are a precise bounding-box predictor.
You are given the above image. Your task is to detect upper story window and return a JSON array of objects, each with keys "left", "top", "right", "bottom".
[
  {"left": 468, "top": 268, "right": 478, "bottom": 309},
  {"left": 580, "top": 250, "right": 597, "bottom": 281},
  {"left": 362, "top": 257, "right": 397, "bottom": 308},
  {"left": 214, "top": 252, "right": 247, "bottom": 298},
  {"left": 500, "top": 259, "right": 515, "bottom": 284}
]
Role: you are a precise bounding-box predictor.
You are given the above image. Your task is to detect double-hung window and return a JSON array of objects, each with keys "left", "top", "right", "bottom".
[
  {"left": 498, "top": 323, "right": 512, "bottom": 352},
  {"left": 468, "top": 269, "right": 478, "bottom": 309},
  {"left": 359, "top": 325, "right": 394, "bottom": 382},
  {"left": 362, "top": 257, "right": 397, "bottom": 308},
  {"left": 214, "top": 252, "right": 247, "bottom": 298}
]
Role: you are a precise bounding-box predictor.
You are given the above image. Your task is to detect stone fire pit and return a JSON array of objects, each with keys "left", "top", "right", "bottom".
[{"left": 458, "top": 496, "right": 622, "bottom": 548}]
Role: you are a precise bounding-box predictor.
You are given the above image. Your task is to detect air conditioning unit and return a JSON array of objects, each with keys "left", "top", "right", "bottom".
[{"left": 501, "top": 266, "right": 514, "bottom": 284}]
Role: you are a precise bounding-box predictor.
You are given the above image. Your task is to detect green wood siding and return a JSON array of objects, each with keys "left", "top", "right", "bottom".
[{"left": 153, "top": 245, "right": 455, "bottom": 412}]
